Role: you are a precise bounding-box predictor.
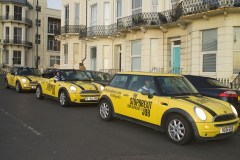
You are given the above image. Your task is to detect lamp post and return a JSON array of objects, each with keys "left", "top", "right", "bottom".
[{"left": 36, "top": 0, "right": 39, "bottom": 69}]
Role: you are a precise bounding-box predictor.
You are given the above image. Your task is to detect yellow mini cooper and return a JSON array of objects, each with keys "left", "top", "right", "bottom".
[
  {"left": 98, "top": 72, "right": 239, "bottom": 145},
  {"left": 5, "top": 67, "right": 41, "bottom": 92},
  {"left": 36, "top": 69, "right": 105, "bottom": 107}
]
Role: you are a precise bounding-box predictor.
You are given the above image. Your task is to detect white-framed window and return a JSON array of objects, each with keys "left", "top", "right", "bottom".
[
  {"left": 5, "top": 27, "right": 9, "bottom": 40},
  {"left": 48, "top": 22, "right": 58, "bottom": 33},
  {"left": 202, "top": 29, "right": 218, "bottom": 73},
  {"left": 132, "top": 0, "right": 142, "bottom": 15},
  {"left": 50, "top": 55, "right": 60, "bottom": 67},
  {"left": 233, "top": 27, "right": 240, "bottom": 74},
  {"left": 152, "top": 0, "right": 158, "bottom": 12},
  {"left": 14, "top": 5, "right": 22, "bottom": 21},
  {"left": 48, "top": 38, "right": 58, "bottom": 51},
  {"left": 151, "top": 39, "right": 158, "bottom": 70},
  {"left": 73, "top": 43, "right": 79, "bottom": 64},
  {"left": 117, "top": 0, "right": 122, "bottom": 19},
  {"left": 131, "top": 40, "right": 141, "bottom": 71},
  {"left": 4, "top": 50, "right": 9, "bottom": 65},
  {"left": 64, "top": 44, "right": 68, "bottom": 64},
  {"left": 75, "top": 3, "right": 80, "bottom": 25},
  {"left": 90, "top": 47, "right": 97, "bottom": 71},
  {"left": 91, "top": 4, "right": 97, "bottom": 26},
  {"left": 14, "top": 27, "right": 22, "bottom": 44},
  {"left": 13, "top": 51, "right": 21, "bottom": 65},
  {"left": 6, "top": 5, "right": 10, "bottom": 19},
  {"left": 103, "top": 46, "right": 109, "bottom": 69},
  {"left": 35, "top": 19, "right": 41, "bottom": 27},
  {"left": 35, "top": 34, "right": 41, "bottom": 44},
  {"left": 104, "top": 2, "right": 110, "bottom": 25},
  {"left": 65, "top": 6, "right": 69, "bottom": 25},
  {"left": 36, "top": 6, "right": 41, "bottom": 12}
]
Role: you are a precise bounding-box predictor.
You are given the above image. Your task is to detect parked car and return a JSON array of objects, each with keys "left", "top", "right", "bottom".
[
  {"left": 184, "top": 75, "right": 240, "bottom": 116},
  {"left": 5, "top": 66, "right": 41, "bottom": 92},
  {"left": 36, "top": 69, "right": 105, "bottom": 107},
  {"left": 84, "top": 70, "right": 113, "bottom": 86},
  {"left": 41, "top": 68, "right": 57, "bottom": 79},
  {"left": 98, "top": 72, "right": 239, "bottom": 144}
]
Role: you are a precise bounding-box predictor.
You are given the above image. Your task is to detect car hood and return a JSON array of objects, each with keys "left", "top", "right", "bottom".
[
  {"left": 65, "top": 81, "right": 99, "bottom": 91},
  {"left": 21, "top": 75, "right": 41, "bottom": 82},
  {"left": 93, "top": 81, "right": 109, "bottom": 86},
  {"left": 172, "top": 96, "right": 233, "bottom": 116}
]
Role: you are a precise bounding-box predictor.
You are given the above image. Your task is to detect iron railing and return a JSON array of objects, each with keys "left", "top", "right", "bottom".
[
  {"left": 48, "top": 29, "right": 61, "bottom": 36},
  {"left": 61, "top": 25, "right": 86, "bottom": 35},
  {"left": 99, "top": 69, "right": 123, "bottom": 75},
  {"left": 150, "top": 67, "right": 164, "bottom": 73},
  {"left": 217, "top": 78, "right": 230, "bottom": 87},
  {"left": 0, "top": 15, "right": 32, "bottom": 25},
  {"left": 3, "top": 39, "right": 32, "bottom": 47},
  {"left": 168, "top": 68, "right": 183, "bottom": 75},
  {"left": 230, "top": 72, "right": 240, "bottom": 90},
  {"left": 87, "top": 24, "right": 117, "bottom": 37}
]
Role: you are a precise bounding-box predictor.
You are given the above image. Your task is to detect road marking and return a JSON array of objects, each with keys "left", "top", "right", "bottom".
[{"left": 0, "top": 109, "right": 42, "bottom": 136}]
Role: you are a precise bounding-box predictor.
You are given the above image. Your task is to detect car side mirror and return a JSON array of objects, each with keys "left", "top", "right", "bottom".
[
  {"left": 50, "top": 78, "right": 55, "bottom": 83},
  {"left": 141, "top": 90, "right": 153, "bottom": 99},
  {"left": 91, "top": 78, "right": 94, "bottom": 82}
]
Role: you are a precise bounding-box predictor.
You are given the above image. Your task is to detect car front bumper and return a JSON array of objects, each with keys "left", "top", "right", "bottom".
[
  {"left": 193, "top": 118, "right": 239, "bottom": 141},
  {"left": 69, "top": 93, "right": 100, "bottom": 104}
]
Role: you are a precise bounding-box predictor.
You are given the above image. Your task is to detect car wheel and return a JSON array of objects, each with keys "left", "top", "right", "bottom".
[
  {"left": 166, "top": 114, "right": 193, "bottom": 145},
  {"left": 5, "top": 79, "right": 10, "bottom": 89},
  {"left": 36, "top": 86, "right": 44, "bottom": 100},
  {"left": 59, "top": 91, "right": 69, "bottom": 107},
  {"left": 16, "top": 82, "right": 22, "bottom": 93},
  {"left": 99, "top": 100, "right": 113, "bottom": 121}
]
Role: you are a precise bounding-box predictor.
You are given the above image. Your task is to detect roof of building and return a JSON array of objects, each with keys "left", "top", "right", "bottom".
[{"left": 0, "top": 0, "right": 33, "bottom": 8}]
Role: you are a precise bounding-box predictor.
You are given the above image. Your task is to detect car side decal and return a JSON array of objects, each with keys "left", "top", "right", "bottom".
[
  {"left": 183, "top": 99, "right": 217, "bottom": 117},
  {"left": 91, "top": 83, "right": 98, "bottom": 90},
  {"left": 69, "top": 82, "right": 85, "bottom": 90},
  {"left": 24, "top": 76, "right": 32, "bottom": 82}
]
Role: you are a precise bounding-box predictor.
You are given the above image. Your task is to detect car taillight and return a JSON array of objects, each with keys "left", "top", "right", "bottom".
[{"left": 219, "top": 91, "right": 238, "bottom": 97}]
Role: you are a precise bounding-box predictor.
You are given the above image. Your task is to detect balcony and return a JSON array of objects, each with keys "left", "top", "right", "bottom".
[
  {"left": 3, "top": 39, "right": 32, "bottom": 47},
  {"left": 0, "top": 15, "right": 32, "bottom": 26},
  {"left": 60, "top": 25, "right": 86, "bottom": 35},
  {"left": 48, "top": 29, "right": 61, "bottom": 36},
  {"left": 86, "top": 23, "right": 117, "bottom": 38},
  {"left": 0, "top": 0, "right": 33, "bottom": 8}
]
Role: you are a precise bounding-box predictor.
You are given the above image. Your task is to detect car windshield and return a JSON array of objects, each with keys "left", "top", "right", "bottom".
[
  {"left": 60, "top": 70, "right": 91, "bottom": 81},
  {"left": 92, "top": 72, "right": 112, "bottom": 81},
  {"left": 157, "top": 76, "right": 198, "bottom": 96},
  {"left": 18, "top": 68, "right": 41, "bottom": 76},
  {"left": 206, "top": 79, "right": 228, "bottom": 88}
]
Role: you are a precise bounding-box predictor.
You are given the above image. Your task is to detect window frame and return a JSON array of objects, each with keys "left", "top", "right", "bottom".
[
  {"left": 5, "top": 27, "right": 9, "bottom": 40},
  {"left": 4, "top": 50, "right": 9, "bottom": 65},
  {"left": 233, "top": 27, "right": 240, "bottom": 75},
  {"left": 130, "top": 40, "right": 141, "bottom": 71},
  {"left": 13, "top": 50, "right": 21, "bottom": 65},
  {"left": 13, "top": 27, "right": 22, "bottom": 44},
  {"left": 35, "top": 19, "right": 41, "bottom": 27},
  {"left": 74, "top": 3, "right": 80, "bottom": 25},
  {"left": 108, "top": 74, "right": 131, "bottom": 89},
  {"left": 151, "top": 0, "right": 158, "bottom": 12},
  {"left": 65, "top": 5, "right": 69, "bottom": 26},
  {"left": 116, "top": 0, "right": 122, "bottom": 19},
  {"left": 35, "top": 34, "right": 41, "bottom": 44},
  {"left": 63, "top": 44, "right": 68, "bottom": 64},
  {"left": 103, "top": 2, "right": 110, "bottom": 25},
  {"left": 14, "top": 5, "right": 22, "bottom": 21},
  {"left": 6, "top": 5, "right": 10, "bottom": 19},
  {"left": 90, "top": 46, "right": 97, "bottom": 71},
  {"left": 103, "top": 45, "right": 109, "bottom": 69},
  {"left": 132, "top": 0, "right": 142, "bottom": 15},
  {"left": 50, "top": 55, "right": 60, "bottom": 67},
  {"left": 90, "top": 4, "right": 98, "bottom": 26}
]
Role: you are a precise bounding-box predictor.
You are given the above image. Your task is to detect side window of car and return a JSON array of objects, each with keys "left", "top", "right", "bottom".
[
  {"left": 86, "top": 72, "right": 92, "bottom": 78},
  {"left": 128, "top": 76, "right": 157, "bottom": 95},
  {"left": 109, "top": 75, "right": 128, "bottom": 89}
]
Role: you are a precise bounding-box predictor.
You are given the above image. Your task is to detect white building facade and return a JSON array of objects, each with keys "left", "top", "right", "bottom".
[
  {"left": 0, "top": 0, "right": 61, "bottom": 72},
  {"left": 57, "top": 0, "right": 240, "bottom": 82}
]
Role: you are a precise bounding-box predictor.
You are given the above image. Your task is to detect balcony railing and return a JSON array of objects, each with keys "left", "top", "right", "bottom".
[
  {"left": 87, "top": 24, "right": 117, "bottom": 37},
  {"left": 3, "top": 39, "right": 32, "bottom": 47},
  {"left": 61, "top": 25, "right": 86, "bottom": 35},
  {"left": 48, "top": 29, "right": 61, "bottom": 36},
  {"left": 0, "top": 15, "right": 32, "bottom": 26}
]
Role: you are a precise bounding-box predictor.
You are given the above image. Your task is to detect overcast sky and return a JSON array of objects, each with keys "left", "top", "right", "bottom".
[{"left": 48, "top": 0, "right": 61, "bottom": 10}]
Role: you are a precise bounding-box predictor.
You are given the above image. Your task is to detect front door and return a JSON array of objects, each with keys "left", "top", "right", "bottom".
[{"left": 172, "top": 46, "right": 181, "bottom": 74}]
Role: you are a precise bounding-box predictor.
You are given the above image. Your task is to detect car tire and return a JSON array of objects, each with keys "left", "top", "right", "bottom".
[
  {"left": 36, "top": 85, "right": 44, "bottom": 100},
  {"left": 166, "top": 114, "right": 193, "bottom": 145},
  {"left": 16, "top": 82, "right": 22, "bottom": 93},
  {"left": 5, "top": 79, "right": 10, "bottom": 89},
  {"left": 99, "top": 100, "right": 113, "bottom": 121},
  {"left": 59, "top": 90, "right": 69, "bottom": 107}
]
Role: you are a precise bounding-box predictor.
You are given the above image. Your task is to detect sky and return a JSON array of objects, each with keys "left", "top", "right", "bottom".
[{"left": 47, "top": 0, "right": 61, "bottom": 10}]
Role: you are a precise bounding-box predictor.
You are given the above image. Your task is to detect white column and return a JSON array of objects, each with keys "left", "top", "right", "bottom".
[{"left": 0, "top": 49, "right": 3, "bottom": 67}]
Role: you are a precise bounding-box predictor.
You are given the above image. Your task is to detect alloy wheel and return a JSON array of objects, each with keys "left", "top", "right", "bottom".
[
  {"left": 60, "top": 92, "right": 66, "bottom": 105},
  {"left": 168, "top": 119, "right": 185, "bottom": 141},
  {"left": 100, "top": 103, "right": 109, "bottom": 118},
  {"left": 36, "top": 87, "right": 40, "bottom": 98}
]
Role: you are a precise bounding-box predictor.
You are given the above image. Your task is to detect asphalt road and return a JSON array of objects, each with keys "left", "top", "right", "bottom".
[{"left": 0, "top": 74, "right": 240, "bottom": 160}]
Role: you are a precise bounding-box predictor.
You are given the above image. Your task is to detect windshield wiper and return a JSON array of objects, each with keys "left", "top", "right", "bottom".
[{"left": 173, "top": 93, "right": 192, "bottom": 96}]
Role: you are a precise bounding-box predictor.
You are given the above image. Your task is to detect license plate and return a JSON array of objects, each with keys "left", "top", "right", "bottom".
[
  {"left": 220, "top": 126, "right": 234, "bottom": 134},
  {"left": 32, "top": 86, "right": 36, "bottom": 89},
  {"left": 85, "top": 97, "right": 98, "bottom": 101}
]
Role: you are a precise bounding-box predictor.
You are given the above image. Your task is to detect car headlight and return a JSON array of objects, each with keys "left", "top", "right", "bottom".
[
  {"left": 230, "top": 104, "right": 238, "bottom": 116},
  {"left": 100, "top": 86, "right": 105, "bottom": 91},
  {"left": 21, "top": 78, "right": 27, "bottom": 84},
  {"left": 69, "top": 86, "right": 77, "bottom": 93},
  {"left": 194, "top": 107, "right": 207, "bottom": 121}
]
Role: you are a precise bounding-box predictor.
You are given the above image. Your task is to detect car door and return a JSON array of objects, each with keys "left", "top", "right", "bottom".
[
  {"left": 9, "top": 68, "right": 17, "bottom": 86},
  {"left": 107, "top": 74, "right": 130, "bottom": 114},
  {"left": 121, "top": 75, "right": 159, "bottom": 125}
]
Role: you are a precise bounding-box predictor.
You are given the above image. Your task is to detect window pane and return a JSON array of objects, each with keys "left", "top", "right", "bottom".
[
  {"left": 50, "top": 59, "right": 55, "bottom": 66},
  {"left": 233, "top": 51, "right": 240, "bottom": 74},
  {"left": 153, "top": 6, "right": 157, "bottom": 12},
  {"left": 152, "top": 0, "right": 158, "bottom": 5},
  {"left": 203, "top": 53, "right": 216, "bottom": 72},
  {"left": 131, "top": 41, "right": 141, "bottom": 56},
  {"left": 234, "top": 27, "right": 240, "bottom": 50},
  {"left": 202, "top": 29, "right": 218, "bottom": 51},
  {"left": 131, "top": 57, "right": 141, "bottom": 71},
  {"left": 109, "top": 75, "right": 128, "bottom": 88},
  {"left": 151, "top": 39, "right": 158, "bottom": 55},
  {"left": 91, "top": 59, "right": 96, "bottom": 71},
  {"left": 104, "top": 3, "right": 109, "bottom": 20},
  {"left": 132, "top": 0, "right": 142, "bottom": 9},
  {"left": 5, "top": 50, "right": 9, "bottom": 64},
  {"left": 117, "top": 1, "right": 122, "bottom": 17},
  {"left": 90, "top": 47, "right": 97, "bottom": 58}
]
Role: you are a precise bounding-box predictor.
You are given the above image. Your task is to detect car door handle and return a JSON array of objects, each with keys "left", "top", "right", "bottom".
[{"left": 123, "top": 94, "right": 129, "bottom": 97}]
